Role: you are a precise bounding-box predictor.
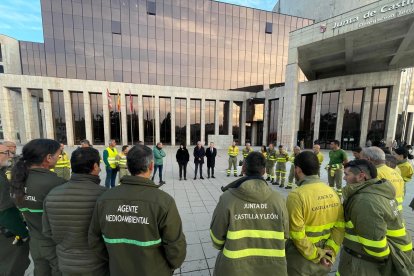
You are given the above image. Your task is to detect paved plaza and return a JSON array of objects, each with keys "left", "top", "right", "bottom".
[{"left": 24, "top": 146, "right": 414, "bottom": 276}]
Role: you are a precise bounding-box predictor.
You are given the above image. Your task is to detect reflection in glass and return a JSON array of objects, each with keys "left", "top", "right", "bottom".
[
  {"left": 219, "top": 101, "right": 229, "bottom": 135},
  {"left": 50, "top": 90, "right": 67, "bottom": 143},
  {"left": 298, "top": 94, "right": 316, "bottom": 149},
  {"left": 159, "top": 97, "right": 171, "bottom": 144},
  {"left": 341, "top": 89, "right": 363, "bottom": 150},
  {"left": 70, "top": 92, "right": 85, "bottom": 144},
  {"left": 205, "top": 100, "right": 216, "bottom": 143},
  {"left": 90, "top": 93, "right": 104, "bottom": 145},
  {"left": 125, "top": 95, "right": 139, "bottom": 144},
  {"left": 175, "top": 98, "right": 187, "bottom": 145},
  {"left": 143, "top": 96, "right": 155, "bottom": 145},
  {"left": 368, "top": 88, "right": 389, "bottom": 145},
  {"left": 191, "top": 99, "right": 201, "bottom": 145},
  {"left": 233, "top": 102, "right": 242, "bottom": 144},
  {"left": 268, "top": 99, "right": 279, "bottom": 145},
  {"left": 318, "top": 91, "right": 339, "bottom": 149},
  {"left": 109, "top": 93, "right": 122, "bottom": 143}
]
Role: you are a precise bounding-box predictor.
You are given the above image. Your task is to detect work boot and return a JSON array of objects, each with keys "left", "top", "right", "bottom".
[
  {"left": 179, "top": 177, "right": 182, "bottom": 181},
  {"left": 271, "top": 181, "right": 277, "bottom": 185},
  {"left": 239, "top": 174, "right": 243, "bottom": 177},
  {"left": 266, "top": 177, "right": 270, "bottom": 181},
  {"left": 285, "top": 186, "right": 292, "bottom": 189},
  {"left": 234, "top": 174, "right": 238, "bottom": 177},
  {"left": 279, "top": 183, "right": 284, "bottom": 188},
  {"left": 227, "top": 174, "right": 230, "bottom": 177},
  {"left": 194, "top": 177, "right": 197, "bottom": 180},
  {"left": 212, "top": 175, "right": 215, "bottom": 178},
  {"left": 200, "top": 177, "right": 204, "bottom": 180},
  {"left": 151, "top": 176, "right": 155, "bottom": 181},
  {"left": 184, "top": 177, "right": 187, "bottom": 180},
  {"left": 160, "top": 180, "right": 166, "bottom": 185}
]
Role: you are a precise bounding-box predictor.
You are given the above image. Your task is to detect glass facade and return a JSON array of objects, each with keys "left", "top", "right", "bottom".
[
  {"left": 159, "top": 97, "right": 171, "bottom": 144},
  {"left": 90, "top": 92, "right": 104, "bottom": 145},
  {"left": 50, "top": 90, "right": 67, "bottom": 143},
  {"left": 319, "top": 91, "right": 339, "bottom": 149},
  {"left": 232, "top": 101, "right": 243, "bottom": 143},
  {"left": 190, "top": 99, "right": 201, "bottom": 144},
  {"left": 298, "top": 94, "right": 316, "bottom": 149},
  {"left": 205, "top": 100, "right": 215, "bottom": 143},
  {"left": 341, "top": 89, "right": 363, "bottom": 150},
  {"left": 268, "top": 99, "right": 279, "bottom": 145},
  {"left": 109, "top": 93, "right": 122, "bottom": 143},
  {"left": 143, "top": 96, "right": 155, "bottom": 145},
  {"left": 367, "top": 87, "right": 389, "bottom": 145},
  {"left": 125, "top": 94, "right": 139, "bottom": 144},
  {"left": 219, "top": 101, "right": 230, "bottom": 135},
  {"left": 70, "top": 91, "right": 86, "bottom": 144},
  {"left": 20, "top": 0, "right": 312, "bottom": 91},
  {"left": 175, "top": 98, "right": 187, "bottom": 145}
]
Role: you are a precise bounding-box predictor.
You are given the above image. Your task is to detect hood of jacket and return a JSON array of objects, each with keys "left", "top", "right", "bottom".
[
  {"left": 229, "top": 178, "right": 272, "bottom": 203},
  {"left": 343, "top": 178, "right": 395, "bottom": 202}
]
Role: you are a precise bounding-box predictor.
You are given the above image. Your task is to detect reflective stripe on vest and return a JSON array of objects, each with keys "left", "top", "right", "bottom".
[
  {"left": 55, "top": 153, "right": 70, "bottom": 168},
  {"left": 119, "top": 156, "right": 127, "bottom": 168},
  {"left": 103, "top": 235, "right": 161, "bottom": 247}
]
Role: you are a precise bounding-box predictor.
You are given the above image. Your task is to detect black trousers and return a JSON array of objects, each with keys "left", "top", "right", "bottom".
[
  {"left": 194, "top": 163, "right": 203, "bottom": 177},
  {"left": 207, "top": 166, "right": 215, "bottom": 177},
  {"left": 178, "top": 163, "right": 187, "bottom": 178}
]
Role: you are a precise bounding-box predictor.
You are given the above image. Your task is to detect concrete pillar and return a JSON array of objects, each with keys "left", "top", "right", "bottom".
[
  {"left": 406, "top": 113, "right": 414, "bottom": 145},
  {"left": 121, "top": 92, "right": 128, "bottom": 145},
  {"left": 241, "top": 100, "right": 246, "bottom": 145},
  {"left": 385, "top": 85, "right": 402, "bottom": 145},
  {"left": 313, "top": 91, "right": 322, "bottom": 143},
  {"left": 335, "top": 88, "right": 346, "bottom": 141},
  {"left": 171, "top": 97, "right": 176, "bottom": 146},
  {"left": 138, "top": 94, "right": 144, "bottom": 142},
  {"left": 102, "top": 92, "right": 110, "bottom": 144},
  {"left": 83, "top": 91, "right": 93, "bottom": 143},
  {"left": 186, "top": 97, "right": 191, "bottom": 146},
  {"left": 21, "top": 88, "right": 34, "bottom": 143},
  {"left": 200, "top": 98, "right": 206, "bottom": 145},
  {"left": 359, "top": 86, "right": 372, "bottom": 147},
  {"left": 262, "top": 99, "right": 269, "bottom": 146},
  {"left": 0, "top": 86, "right": 16, "bottom": 141},
  {"left": 228, "top": 100, "right": 234, "bottom": 136},
  {"left": 214, "top": 99, "right": 220, "bottom": 135},
  {"left": 63, "top": 89, "right": 74, "bottom": 146},
  {"left": 154, "top": 95, "right": 160, "bottom": 144},
  {"left": 42, "top": 89, "right": 54, "bottom": 139}
]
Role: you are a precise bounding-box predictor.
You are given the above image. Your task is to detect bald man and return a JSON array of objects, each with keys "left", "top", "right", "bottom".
[{"left": 313, "top": 144, "right": 324, "bottom": 176}]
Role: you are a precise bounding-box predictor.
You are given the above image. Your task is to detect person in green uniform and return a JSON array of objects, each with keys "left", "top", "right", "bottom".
[
  {"left": 285, "top": 146, "right": 301, "bottom": 189},
  {"left": 54, "top": 143, "right": 71, "bottom": 181},
  {"left": 327, "top": 140, "right": 348, "bottom": 197},
  {"left": 0, "top": 143, "right": 30, "bottom": 276},
  {"left": 10, "top": 139, "right": 67, "bottom": 276},
  {"left": 239, "top": 143, "right": 253, "bottom": 176},
  {"left": 89, "top": 145, "right": 186, "bottom": 275},
  {"left": 276, "top": 145, "right": 289, "bottom": 187},
  {"left": 117, "top": 145, "right": 130, "bottom": 185},
  {"left": 265, "top": 144, "right": 277, "bottom": 184}
]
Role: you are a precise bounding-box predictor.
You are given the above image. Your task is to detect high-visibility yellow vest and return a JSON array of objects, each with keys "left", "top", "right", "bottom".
[
  {"left": 242, "top": 148, "right": 253, "bottom": 158},
  {"left": 118, "top": 153, "right": 127, "bottom": 169},
  {"left": 377, "top": 164, "right": 405, "bottom": 211},
  {"left": 276, "top": 152, "right": 289, "bottom": 163},
  {"left": 397, "top": 160, "right": 413, "bottom": 183},
  {"left": 55, "top": 152, "right": 71, "bottom": 168},
  {"left": 106, "top": 147, "right": 119, "bottom": 169},
  {"left": 228, "top": 146, "right": 239, "bottom": 157}
]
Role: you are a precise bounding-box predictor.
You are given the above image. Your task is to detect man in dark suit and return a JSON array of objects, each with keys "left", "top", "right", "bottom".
[
  {"left": 205, "top": 142, "right": 217, "bottom": 179},
  {"left": 193, "top": 141, "right": 206, "bottom": 180}
]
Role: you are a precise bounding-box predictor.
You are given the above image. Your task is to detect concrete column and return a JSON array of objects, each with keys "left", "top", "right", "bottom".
[
  {"left": 0, "top": 86, "right": 16, "bottom": 141},
  {"left": 385, "top": 85, "right": 402, "bottom": 145},
  {"left": 262, "top": 99, "right": 269, "bottom": 146},
  {"left": 63, "top": 89, "right": 74, "bottom": 146},
  {"left": 241, "top": 100, "right": 246, "bottom": 145},
  {"left": 42, "top": 89, "right": 54, "bottom": 139},
  {"left": 201, "top": 98, "right": 206, "bottom": 145},
  {"left": 83, "top": 91, "right": 93, "bottom": 143},
  {"left": 102, "top": 92, "right": 110, "bottom": 144},
  {"left": 121, "top": 92, "right": 128, "bottom": 145},
  {"left": 186, "top": 97, "right": 191, "bottom": 146},
  {"left": 214, "top": 99, "right": 220, "bottom": 135},
  {"left": 21, "top": 88, "right": 34, "bottom": 143},
  {"left": 406, "top": 113, "right": 414, "bottom": 145},
  {"left": 138, "top": 94, "right": 144, "bottom": 142},
  {"left": 359, "top": 86, "right": 372, "bottom": 147},
  {"left": 228, "top": 100, "right": 233, "bottom": 136},
  {"left": 171, "top": 97, "right": 176, "bottom": 146},
  {"left": 154, "top": 95, "right": 160, "bottom": 144},
  {"left": 313, "top": 91, "right": 322, "bottom": 143},
  {"left": 335, "top": 88, "right": 346, "bottom": 141}
]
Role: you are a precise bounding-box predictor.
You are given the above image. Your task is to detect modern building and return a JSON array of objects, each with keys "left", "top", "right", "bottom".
[
  {"left": 0, "top": 0, "right": 413, "bottom": 150},
  {"left": 0, "top": 0, "right": 312, "bottom": 147}
]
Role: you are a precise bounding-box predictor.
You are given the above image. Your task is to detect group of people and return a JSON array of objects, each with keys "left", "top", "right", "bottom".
[{"left": 0, "top": 137, "right": 414, "bottom": 276}]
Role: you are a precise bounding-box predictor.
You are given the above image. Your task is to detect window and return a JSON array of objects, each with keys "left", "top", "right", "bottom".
[
  {"left": 125, "top": 95, "right": 140, "bottom": 144},
  {"left": 159, "top": 97, "right": 171, "bottom": 144},
  {"left": 219, "top": 101, "right": 229, "bottom": 135},
  {"left": 205, "top": 100, "right": 216, "bottom": 143},
  {"left": 90, "top": 93, "right": 104, "bottom": 145},
  {"left": 265, "top": 22, "right": 273, "bottom": 34},
  {"left": 50, "top": 90, "right": 67, "bottom": 143},
  {"left": 368, "top": 88, "right": 390, "bottom": 145},
  {"left": 298, "top": 94, "right": 316, "bottom": 149},
  {"left": 147, "top": 1, "right": 156, "bottom": 15},
  {"left": 0, "top": 65, "right": 3, "bottom": 74},
  {"left": 175, "top": 98, "right": 187, "bottom": 145},
  {"left": 70, "top": 91, "right": 86, "bottom": 144},
  {"left": 319, "top": 91, "right": 339, "bottom": 149},
  {"left": 268, "top": 99, "right": 279, "bottom": 145},
  {"left": 190, "top": 99, "right": 201, "bottom": 145},
  {"left": 111, "top": 21, "right": 121, "bottom": 34},
  {"left": 0, "top": 43, "right": 2, "bottom": 62},
  {"left": 143, "top": 96, "right": 155, "bottom": 145},
  {"left": 341, "top": 89, "right": 364, "bottom": 150},
  {"left": 110, "top": 93, "right": 122, "bottom": 143},
  {"left": 233, "top": 102, "right": 243, "bottom": 144}
]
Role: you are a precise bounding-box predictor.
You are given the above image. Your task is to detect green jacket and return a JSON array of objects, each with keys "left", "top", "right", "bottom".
[
  {"left": 210, "top": 178, "right": 289, "bottom": 276},
  {"left": 342, "top": 178, "right": 413, "bottom": 265},
  {"left": 0, "top": 167, "right": 14, "bottom": 211},
  {"left": 89, "top": 175, "right": 186, "bottom": 276},
  {"left": 16, "top": 168, "right": 66, "bottom": 240},
  {"left": 266, "top": 149, "right": 277, "bottom": 166},
  {"left": 153, "top": 146, "right": 166, "bottom": 165}
]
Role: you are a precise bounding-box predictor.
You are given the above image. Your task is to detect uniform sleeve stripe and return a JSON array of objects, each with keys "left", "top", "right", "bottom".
[
  {"left": 307, "top": 233, "right": 331, "bottom": 243},
  {"left": 386, "top": 228, "right": 406, "bottom": 237},
  {"left": 223, "top": 248, "right": 285, "bottom": 259},
  {"left": 363, "top": 246, "right": 390, "bottom": 258},
  {"left": 395, "top": 243, "right": 413, "bottom": 252},
  {"left": 345, "top": 233, "right": 387, "bottom": 248},
  {"left": 210, "top": 230, "right": 225, "bottom": 245},
  {"left": 305, "top": 222, "right": 336, "bottom": 232},
  {"left": 325, "top": 239, "right": 340, "bottom": 254},
  {"left": 290, "top": 230, "right": 306, "bottom": 240},
  {"left": 102, "top": 235, "right": 161, "bottom": 247},
  {"left": 227, "top": 229, "right": 284, "bottom": 240},
  {"left": 19, "top": 208, "right": 43, "bottom": 213}
]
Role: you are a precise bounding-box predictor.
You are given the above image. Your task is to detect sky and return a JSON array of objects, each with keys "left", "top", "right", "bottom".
[{"left": 0, "top": 0, "right": 276, "bottom": 43}]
